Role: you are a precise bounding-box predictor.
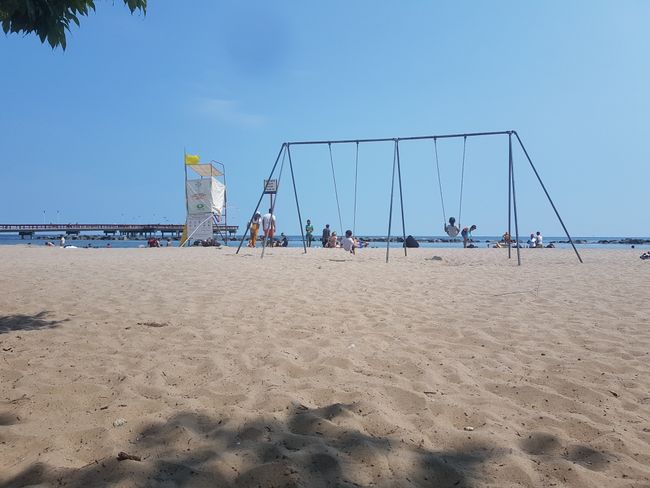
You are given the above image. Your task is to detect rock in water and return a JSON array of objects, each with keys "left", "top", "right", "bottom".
[{"left": 405, "top": 235, "right": 420, "bottom": 248}]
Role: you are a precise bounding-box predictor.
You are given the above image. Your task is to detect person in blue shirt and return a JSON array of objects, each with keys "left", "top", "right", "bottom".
[{"left": 461, "top": 224, "right": 477, "bottom": 248}]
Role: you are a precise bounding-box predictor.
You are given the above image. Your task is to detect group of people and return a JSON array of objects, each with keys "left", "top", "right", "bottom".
[
  {"left": 527, "top": 231, "right": 544, "bottom": 248},
  {"left": 320, "top": 224, "right": 361, "bottom": 254},
  {"left": 148, "top": 238, "right": 174, "bottom": 247},
  {"left": 444, "top": 216, "right": 548, "bottom": 250},
  {"left": 248, "top": 209, "right": 277, "bottom": 247},
  {"left": 247, "top": 209, "right": 289, "bottom": 248},
  {"left": 247, "top": 211, "right": 361, "bottom": 254},
  {"left": 494, "top": 230, "right": 545, "bottom": 248},
  {"left": 444, "top": 217, "right": 477, "bottom": 248}
]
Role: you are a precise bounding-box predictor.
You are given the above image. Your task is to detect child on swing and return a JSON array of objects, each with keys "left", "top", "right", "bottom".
[{"left": 444, "top": 217, "right": 460, "bottom": 238}]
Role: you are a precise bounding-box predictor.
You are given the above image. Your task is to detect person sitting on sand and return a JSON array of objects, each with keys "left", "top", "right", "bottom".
[
  {"left": 327, "top": 231, "right": 338, "bottom": 248},
  {"left": 341, "top": 230, "right": 356, "bottom": 255},
  {"left": 444, "top": 217, "right": 460, "bottom": 238},
  {"left": 280, "top": 233, "right": 288, "bottom": 247},
  {"left": 461, "top": 225, "right": 476, "bottom": 248},
  {"left": 527, "top": 233, "right": 537, "bottom": 248}
]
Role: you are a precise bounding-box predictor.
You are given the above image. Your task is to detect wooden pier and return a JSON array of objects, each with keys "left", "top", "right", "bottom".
[{"left": 0, "top": 224, "right": 238, "bottom": 239}]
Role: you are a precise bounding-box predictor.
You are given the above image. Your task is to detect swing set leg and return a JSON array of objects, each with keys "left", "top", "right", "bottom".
[{"left": 395, "top": 141, "right": 408, "bottom": 256}]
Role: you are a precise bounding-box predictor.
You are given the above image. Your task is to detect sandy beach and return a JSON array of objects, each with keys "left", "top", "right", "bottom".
[{"left": 0, "top": 246, "right": 648, "bottom": 487}]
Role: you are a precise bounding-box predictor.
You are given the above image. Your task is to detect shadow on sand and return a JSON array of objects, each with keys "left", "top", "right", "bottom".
[
  {"left": 0, "top": 312, "right": 65, "bottom": 334},
  {"left": 0, "top": 403, "right": 500, "bottom": 488}
]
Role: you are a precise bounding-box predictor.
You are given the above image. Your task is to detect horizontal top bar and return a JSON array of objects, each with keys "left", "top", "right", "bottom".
[{"left": 286, "top": 130, "right": 515, "bottom": 146}]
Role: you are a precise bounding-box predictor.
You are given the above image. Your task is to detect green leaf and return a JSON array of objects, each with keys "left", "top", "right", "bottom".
[{"left": 2, "top": 0, "right": 146, "bottom": 49}]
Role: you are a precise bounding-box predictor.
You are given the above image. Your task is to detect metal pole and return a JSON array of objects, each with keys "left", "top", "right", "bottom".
[
  {"left": 183, "top": 150, "right": 189, "bottom": 214},
  {"left": 513, "top": 132, "right": 583, "bottom": 263},
  {"left": 395, "top": 140, "right": 407, "bottom": 256},
  {"left": 353, "top": 141, "right": 359, "bottom": 236},
  {"left": 286, "top": 130, "right": 513, "bottom": 147},
  {"left": 328, "top": 143, "right": 344, "bottom": 236},
  {"left": 287, "top": 145, "right": 307, "bottom": 253},
  {"left": 510, "top": 135, "right": 522, "bottom": 266},
  {"left": 236, "top": 143, "right": 286, "bottom": 254},
  {"left": 182, "top": 150, "right": 190, "bottom": 247},
  {"left": 386, "top": 141, "right": 398, "bottom": 263},
  {"left": 508, "top": 134, "right": 512, "bottom": 260},
  {"left": 220, "top": 162, "right": 228, "bottom": 246},
  {"left": 210, "top": 161, "right": 227, "bottom": 245}
]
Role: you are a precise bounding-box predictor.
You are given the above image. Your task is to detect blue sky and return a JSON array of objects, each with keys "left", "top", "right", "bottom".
[{"left": 1, "top": 0, "right": 649, "bottom": 237}]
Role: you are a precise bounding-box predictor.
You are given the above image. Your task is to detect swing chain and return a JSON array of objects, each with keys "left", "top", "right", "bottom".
[
  {"left": 458, "top": 136, "right": 467, "bottom": 227},
  {"left": 433, "top": 137, "right": 447, "bottom": 224},
  {"left": 328, "top": 143, "right": 344, "bottom": 235}
]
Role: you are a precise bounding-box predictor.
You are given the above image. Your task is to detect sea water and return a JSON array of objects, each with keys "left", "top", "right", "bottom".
[{"left": 1, "top": 234, "right": 648, "bottom": 250}]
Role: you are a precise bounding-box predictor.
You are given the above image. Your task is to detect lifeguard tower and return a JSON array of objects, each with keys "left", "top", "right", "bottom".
[{"left": 181, "top": 155, "right": 228, "bottom": 246}]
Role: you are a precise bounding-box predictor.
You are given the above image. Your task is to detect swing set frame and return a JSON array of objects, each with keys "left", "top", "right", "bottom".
[{"left": 236, "top": 130, "right": 583, "bottom": 265}]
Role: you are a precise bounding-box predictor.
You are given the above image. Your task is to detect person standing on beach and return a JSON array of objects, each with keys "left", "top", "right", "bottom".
[
  {"left": 262, "top": 209, "right": 276, "bottom": 246},
  {"left": 60, "top": 235, "right": 65, "bottom": 247},
  {"left": 536, "top": 231, "right": 543, "bottom": 248},
  {"left": 249, "top": 211, "right": 262, "bottom": 247},
  {"left": 461, "top": 225, "right": 476, "bottom": 248},
  {"left": 305, "top": 219, "right": 314, "bottom": 247},
  {"left": 321, "top": 224, "right": 331, "bottom": 247}
]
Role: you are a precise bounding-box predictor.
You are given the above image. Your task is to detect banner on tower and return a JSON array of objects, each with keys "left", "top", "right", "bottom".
[
  {"left": 186, "top": 177, "right": 225, "bottom": 216},
  {"left": 185, "top": 213, "right": 214, "bottom": 242}
]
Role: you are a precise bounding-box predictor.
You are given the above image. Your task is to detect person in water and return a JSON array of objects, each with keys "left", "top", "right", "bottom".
[{"left": 444, "top": 217, "right": 460, "bottom": 238}]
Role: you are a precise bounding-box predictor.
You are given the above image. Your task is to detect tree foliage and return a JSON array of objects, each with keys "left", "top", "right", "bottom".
[{"left": 0, "top": 0, "right": 146, "bottom": 49}]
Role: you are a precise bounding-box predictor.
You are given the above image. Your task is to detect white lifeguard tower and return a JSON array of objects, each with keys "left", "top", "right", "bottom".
[{"left": 181, "top": 155, "right": 227, "bottom": 246}]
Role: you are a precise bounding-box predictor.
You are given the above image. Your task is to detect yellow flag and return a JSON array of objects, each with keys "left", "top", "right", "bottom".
[{"left": 184, "top": 154, "right": 200, "bottom": 165}]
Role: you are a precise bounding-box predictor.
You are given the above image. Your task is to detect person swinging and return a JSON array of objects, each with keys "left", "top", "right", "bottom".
[
  {"left": 435, "top": 137, "right": 468, "bottom": 241},
  {"left": 444, "top": 216, "right": 460, "bottom": 238}
]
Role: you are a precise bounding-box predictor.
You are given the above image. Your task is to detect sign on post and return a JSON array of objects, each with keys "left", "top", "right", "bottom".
[{"left": 264, "top": 179, "right": 278, "bottom": 194}]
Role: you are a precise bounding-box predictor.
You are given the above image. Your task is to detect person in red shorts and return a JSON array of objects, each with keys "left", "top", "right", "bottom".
[{"left": 262, "top": 208, "right": 276, "bottom": 245}]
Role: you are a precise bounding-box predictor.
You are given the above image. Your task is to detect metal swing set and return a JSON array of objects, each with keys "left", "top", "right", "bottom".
[{"left": 236, "top": 130, "right": 583, "bottom": 265}]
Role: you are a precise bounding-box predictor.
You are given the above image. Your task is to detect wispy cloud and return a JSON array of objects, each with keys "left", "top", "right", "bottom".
[{"left": 193, "top": 98, "right": 266, "bottom": 128}]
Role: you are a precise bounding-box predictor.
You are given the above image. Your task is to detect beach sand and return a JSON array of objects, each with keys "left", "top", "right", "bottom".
[{"left": 0, "top": 246, "right": 648, "bottom": 487}]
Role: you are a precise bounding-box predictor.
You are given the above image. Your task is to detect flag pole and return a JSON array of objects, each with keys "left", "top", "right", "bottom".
[{"left": 181, "top": 149, "right": 189, "bottom": 246}]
